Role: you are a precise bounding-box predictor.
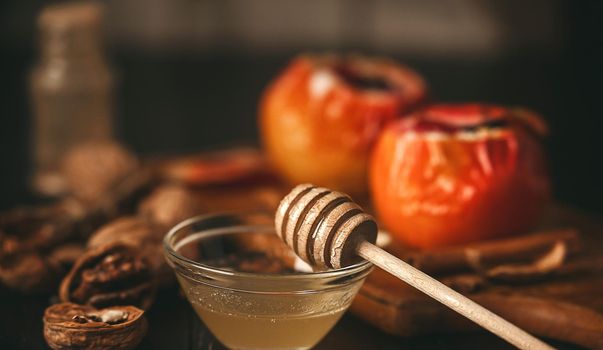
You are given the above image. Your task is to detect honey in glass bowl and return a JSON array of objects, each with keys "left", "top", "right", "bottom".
[{"left": 164, "top": 212, "right": 372, "bottom": 350}]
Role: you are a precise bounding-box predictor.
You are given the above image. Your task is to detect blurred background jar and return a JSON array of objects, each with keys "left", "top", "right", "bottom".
[{"left": 30, "top": 1, "right": 114, "bottom": 196}]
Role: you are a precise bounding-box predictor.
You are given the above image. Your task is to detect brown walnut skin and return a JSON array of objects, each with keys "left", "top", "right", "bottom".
[
  {"left": 60, "top": 242, "right": 156, "bottom": 310},
  {"left": 44, "top": 302, "right": 147, "bottom": 350}
]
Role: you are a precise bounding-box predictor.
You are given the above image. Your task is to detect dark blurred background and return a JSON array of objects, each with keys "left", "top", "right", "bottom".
[{"left": 0, "top": 0, "right": 601, "bottom": 214}]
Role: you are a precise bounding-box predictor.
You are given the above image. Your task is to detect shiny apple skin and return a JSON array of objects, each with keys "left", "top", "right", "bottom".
[
  {"left": 259, "top": 55, "right": 426, "bottom": 194},
  {"left": 369, "top": 104, "right": 551, "bottom": 248}
]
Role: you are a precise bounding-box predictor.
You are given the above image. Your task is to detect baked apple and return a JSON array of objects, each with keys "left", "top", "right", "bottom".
[
  {"left": 370, "top": 104, "right": 550, "bottom": 248},
  {"left": 259, "top": 54, "right": 426, "bottom": 194}
]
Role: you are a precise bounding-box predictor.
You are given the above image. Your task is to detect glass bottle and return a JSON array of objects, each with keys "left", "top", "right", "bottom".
[{"left": 30, "top": 2, "right": 114, "bottom": 196}]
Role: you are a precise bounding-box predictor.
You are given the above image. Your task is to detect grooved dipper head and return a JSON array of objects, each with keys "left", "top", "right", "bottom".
[{"left": 275, "top": 184, "right": 378, "bottom": 269}]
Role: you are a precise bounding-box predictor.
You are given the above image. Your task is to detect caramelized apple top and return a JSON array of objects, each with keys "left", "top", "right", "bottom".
[
  {"left": 306, "top": 54, "right": 426, "bottom": 104},
  {"left": 333, "top": 64, "right": 396, "bottom": 92},
  {"left": 396, "top": 104, "right": 547, "bottom": 136}
]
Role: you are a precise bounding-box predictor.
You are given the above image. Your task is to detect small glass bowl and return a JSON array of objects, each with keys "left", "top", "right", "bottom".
[{"left": 163, "top": 212, "right": 373, "bottom": 350}]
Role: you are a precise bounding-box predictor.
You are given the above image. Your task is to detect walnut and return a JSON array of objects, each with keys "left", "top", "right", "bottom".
[
  {"left": 0, "top": 199, "right": 85, "bottom": 260},
  {"left": 138, "top": 184, "right": 200, "bottom": 228},
  {"left": 62, "top": 141, "right": 138, "bottom": 202},
  {"left": 0, "top": 201, "right": 87, "bottom": 293},
  {"left": 0, "top": 243, "right": 86, "bottom": 294},
  {"left": 60, "top": 242, "right": 156, "bottom": 309},
  {"left": 0, "top": 253, "right": 62, "bottom": 293},
  {"left": 44, "top": 302, "right": 147, "bottom": 350},
  {"left": 87, "top": 217, "right": 172, "bottom": 286},
  {"left": 47, "top": 243, "right": 86, "bottom": 270},
  {"left": 87, "top": 217, "right": 160, "bottom": 248}
]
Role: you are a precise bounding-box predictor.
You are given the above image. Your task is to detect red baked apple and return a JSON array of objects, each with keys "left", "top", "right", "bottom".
[
  {"left": 260, "top": 54, "right": 426, "bottom": 195},
  {"left": 370, "top": 104, "right": 550, "bottom": 248}
]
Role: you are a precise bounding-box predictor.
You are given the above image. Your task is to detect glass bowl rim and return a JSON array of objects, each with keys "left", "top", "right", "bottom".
[{"left": 163, "top": 211, "right": 373, "bottom": 281}]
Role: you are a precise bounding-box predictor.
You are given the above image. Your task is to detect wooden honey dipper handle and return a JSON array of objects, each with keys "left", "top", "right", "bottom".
[
  {"left": 356, "top": 241, "right": 553, "bottom": 350},
  {"left": 276, "top": 184, "right": 553, "bottom": 350}
]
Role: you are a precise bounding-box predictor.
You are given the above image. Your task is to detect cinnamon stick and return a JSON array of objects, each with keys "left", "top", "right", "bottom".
[{"left": 389, "top": 229, "right": 581, "bottom": 275}]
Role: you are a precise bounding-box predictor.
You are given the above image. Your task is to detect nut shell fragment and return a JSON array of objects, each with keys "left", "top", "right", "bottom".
[
  {"left": 0, "top": 253, "right": 61, "bottom": 293},
  {"left": 87, "top": 217, "right": 172, "bottom": 286},
  {"left": 44, "top": 302, "right": 147, "bottom": 350},
  {"left": 138, "top": 184, "right": 200, "bottom": 228},
  {"left": 87, "top": 217, "right": 159, "bottom": 248},
  {"left": 62, "top": 141, "right": 138, "bottom": 202},
  {"left": 60, "top": 242, "right": 156, "bottom": 309}
]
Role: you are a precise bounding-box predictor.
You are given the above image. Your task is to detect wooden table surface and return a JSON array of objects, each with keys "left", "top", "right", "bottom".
[
  {"left": 1, "top": 205, "right": 598, "bottom": 350},
  {"left": 0, "top": 285, "right": 588, "bottom": 350},
  {"left": 0, "top": 286, "right": 584, "bottom": 350}
]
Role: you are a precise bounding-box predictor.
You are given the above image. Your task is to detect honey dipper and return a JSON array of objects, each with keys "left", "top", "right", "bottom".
[{"left": 275, "top": 184, "right": 553, "bottom": 350}]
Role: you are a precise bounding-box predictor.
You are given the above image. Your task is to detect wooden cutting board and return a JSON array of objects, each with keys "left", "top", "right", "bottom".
[{"left": 350, "top": 206, "right": 603, "bottom": 349}]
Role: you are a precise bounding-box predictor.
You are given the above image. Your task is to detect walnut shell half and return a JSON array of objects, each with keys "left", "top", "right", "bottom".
[
  {"left": 87, "top": 217, "right": 173, "bottom": 286},
  {"left": 44, "top": 302, "right": 147, "bottom": 350},
  {"left": 60, "top": 242, "right": 156, "bottom": 309}
]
